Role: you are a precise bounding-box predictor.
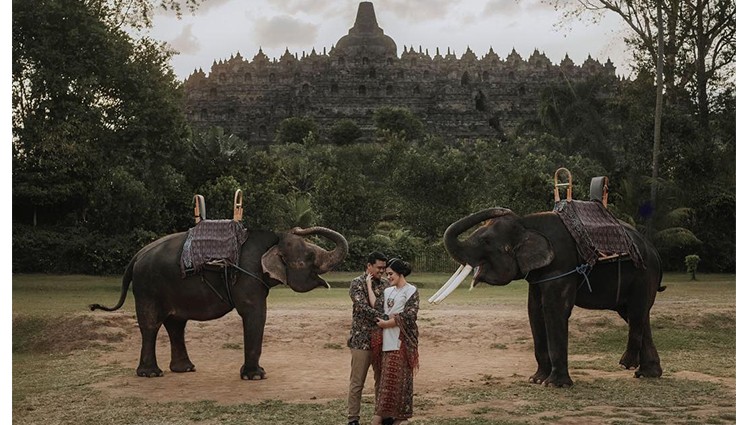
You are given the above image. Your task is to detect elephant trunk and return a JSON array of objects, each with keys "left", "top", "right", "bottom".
[
  {"left": 443, "top": 208, "right": 513, "bottom": 265},
  {"left": 292, "top": 226, "right": 349, "bottom": 273}
]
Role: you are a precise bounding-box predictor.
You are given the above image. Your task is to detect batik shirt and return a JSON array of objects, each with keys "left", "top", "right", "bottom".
[{"left": 347, "top": 273, "right": 388, "bottom": 350}]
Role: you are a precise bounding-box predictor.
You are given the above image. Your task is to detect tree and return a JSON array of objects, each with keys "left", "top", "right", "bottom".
[
  {"left": 373, "top": 107, "right": 426, "bottom": 141},
  {"left": 12, "top": 0, "right": 195, "bottom": 232},
  {"left": 328, "top": 119, "right": 363, "bottom": 145},
  {"left": 559, "top": 0, "right": 735, "bottom": 136},
  {"left": 186, "top": 127, "right": 252, "bottom": 186},
  {"left": 274, "top": 117, "right": 319, "bottom": 144}
]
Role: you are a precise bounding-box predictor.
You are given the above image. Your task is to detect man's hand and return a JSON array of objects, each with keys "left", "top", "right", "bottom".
[{"left": 376, "top": 317, "right": 394, "bottom": 328}]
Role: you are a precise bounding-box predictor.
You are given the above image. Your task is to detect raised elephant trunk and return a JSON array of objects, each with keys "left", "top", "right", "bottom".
[
  {"left": 443, "top": 207, "right": 513, "bottom": 265},
  {"left": 292, "top": 226, "right": 349, "bottom": 273}
]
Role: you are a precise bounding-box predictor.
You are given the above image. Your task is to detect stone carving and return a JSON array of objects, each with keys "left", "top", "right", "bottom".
[{"left": 183, "top": 1, "right": 618, "bottom": 144}]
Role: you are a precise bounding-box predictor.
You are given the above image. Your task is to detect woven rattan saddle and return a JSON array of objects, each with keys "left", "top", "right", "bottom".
[
  {"left": 551, "top": 168, "right": 643, "bottom": 269},
  {"left": 180, "top": 190, "right": 248, "bottom": 277}
]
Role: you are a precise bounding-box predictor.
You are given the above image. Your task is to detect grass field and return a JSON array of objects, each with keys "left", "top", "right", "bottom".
[{"left": 12, "top": 272, "right": 737, "bottom": 424}]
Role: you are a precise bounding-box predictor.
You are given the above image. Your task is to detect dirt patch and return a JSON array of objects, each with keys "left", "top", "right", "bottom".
[
  {"left": 88, "top": 301, "right": 735, "bottom": 422},
  {"left": 13, "top": 314, "right": 128, "bottom": 354},
  {"left": 91, "top": 307, "right": 538, "bottom": 406}
]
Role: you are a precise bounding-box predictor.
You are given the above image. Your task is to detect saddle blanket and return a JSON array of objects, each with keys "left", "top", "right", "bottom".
[
  {"left": 180, "top": 220, "right": 248, "bottom": 277},
  {"left": 553, "top": 200, "right": 643, "bottom": 269}
]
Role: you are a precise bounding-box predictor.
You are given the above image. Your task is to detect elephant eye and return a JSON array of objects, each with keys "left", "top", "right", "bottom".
[{"left": 503, "top": 245, "right": 512, "bottom": 253}]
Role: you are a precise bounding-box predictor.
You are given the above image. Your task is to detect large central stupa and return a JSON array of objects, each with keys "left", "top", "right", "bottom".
[{"left": 183, "top": 2, "right": 617, "bottom": 144}]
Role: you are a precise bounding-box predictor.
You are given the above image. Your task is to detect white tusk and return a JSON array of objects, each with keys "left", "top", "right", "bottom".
[
  {"left": 429, "top": 265, "right": 465, "bottom": 303},
  {"left": 431, "top": 265, "right": 473, "bottom": 304},
  {"left": 469, "top": 265, "right": 481, "bottom": 290}
]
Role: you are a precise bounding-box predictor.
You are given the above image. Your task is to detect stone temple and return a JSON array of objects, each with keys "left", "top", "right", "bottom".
[{"left": 183, "top": 1, "right": 618, "bottom": 144}]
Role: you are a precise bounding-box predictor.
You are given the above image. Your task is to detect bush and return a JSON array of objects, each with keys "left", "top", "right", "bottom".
[
  {"left": 12, "top": 224, "right": 159, "bottom": 274},
  {"left": 329, "top": 119, "right": 362, "bottom": 145},
  {"left": 685, "top": 255, "right": 700, "bottom": 280}
]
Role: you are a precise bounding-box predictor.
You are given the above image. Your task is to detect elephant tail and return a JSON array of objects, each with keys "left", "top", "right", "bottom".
[
  {"left": 655, "top": 252, "right": 667, "bottom": 292},
  {"left": 88, "top": 256, "right": 135, "bottom": 312}
]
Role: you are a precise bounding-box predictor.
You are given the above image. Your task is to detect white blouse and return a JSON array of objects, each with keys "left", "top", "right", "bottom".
[{"left": 382, "top": 283, "right": 417, "bottom": 351}]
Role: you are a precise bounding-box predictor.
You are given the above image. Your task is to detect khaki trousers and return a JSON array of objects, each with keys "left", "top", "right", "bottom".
[{"left": 348, "top": 348, "right": 381, "bottom": 421}]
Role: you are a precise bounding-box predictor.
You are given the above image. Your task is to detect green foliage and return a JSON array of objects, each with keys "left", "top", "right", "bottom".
[
  {"left": 328, "top": 119, "right": 363, "bottom": 145},
  {"left": 12, "top": 224, "right": 157, "bottom": 274},
  {"left": 274, "top": 117, "right": 319, "bottom": 144},
  {"left": 373, "top": 106, "right": 426, "bottom": 140},
  {"left": 196, "top": 176, "right": 244, "bottom": 220},
  {"left": 9, "top": 0, "right": 735, "bottom": 274}
]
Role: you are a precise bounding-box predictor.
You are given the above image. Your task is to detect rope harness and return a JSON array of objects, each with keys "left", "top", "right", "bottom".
[
  {"left": 526, "top": 258, "right": 625, "bottom": 308},
  {"left": 527, "top": 263, "right": 593, "bottom": 292},
  {"left": 190, "top": 261, "right": 269, "bottom": 309}
]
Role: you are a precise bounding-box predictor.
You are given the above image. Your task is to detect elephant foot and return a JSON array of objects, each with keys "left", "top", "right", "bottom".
[
  {"left": 170, "top": 359, "right": 196, "bottom": 373},
  {"left": 542, "top": 371, "right": 573, "bottom": 388},
  {"left": 634, "top": 362, "right": 662, "bottom": 378},
  {"left": 136, "top": 365, "right": 164, "bottom": 378},
  {"left": 528, "top": 369, "right": 549, "bottom": 385},
  {"left": 240, "top": 365, "right": 266, "bottom": 380},
  {"left": 619, "top": 351, "right": 640, "bottom": 370},
  {"left": 529, "top": 366, "right": 550, "bottom": 384}
]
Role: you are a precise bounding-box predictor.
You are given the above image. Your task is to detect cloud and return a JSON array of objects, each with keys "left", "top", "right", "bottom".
[
  {"left": 252, "top": 15, "right": 319, "bottom": 48},
  {"left": 482, "top": 0, "right": 523, "bottom": 16},
  {"left": 379, "top": 0, "right": 455, "bottom": 22},
  {"left": 271, "top": 0, "right": 342, "bottom": 16},
  {"left": 169, "top": 23, "right": 201, "bottom": 54}
]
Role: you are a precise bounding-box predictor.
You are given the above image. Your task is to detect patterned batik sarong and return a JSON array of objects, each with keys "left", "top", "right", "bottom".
[
  {"left": 374, "top": 343, "right": 414, "bottom": 419},
  {"left": 371, "top": 289, "right": 420, "bottom": 420}
]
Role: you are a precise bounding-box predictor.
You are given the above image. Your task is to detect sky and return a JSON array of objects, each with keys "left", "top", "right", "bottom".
[{"left": 147, "top": 0, "right": 635, "bottom": 81}]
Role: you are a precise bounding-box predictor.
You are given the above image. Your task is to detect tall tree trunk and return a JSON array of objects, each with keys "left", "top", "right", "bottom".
[
  {"left": 651, "top": 0, "right": 665, "bottom": 216},
  {"left": 664, "top": 0, "right": 679, "bottom": 106},
  {"left": 695, "top": 0, "right": 711, "bottom": 141}
]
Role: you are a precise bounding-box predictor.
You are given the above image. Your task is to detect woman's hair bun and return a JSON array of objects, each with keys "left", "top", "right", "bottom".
[{"left": 387, "top": 258, "right": 412, "bottom": 277}]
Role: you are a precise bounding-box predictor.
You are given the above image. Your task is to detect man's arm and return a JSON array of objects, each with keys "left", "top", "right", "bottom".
[{"left": 350, "top": 279, "right": 386, "bottom": 321}]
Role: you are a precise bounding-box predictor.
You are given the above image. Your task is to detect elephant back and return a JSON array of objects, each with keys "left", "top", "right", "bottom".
[
  {"left": 553, "top": 200, "right": 644, "bottom": 269},
  {"left": 180, "top": 220, "right": 249, "bottom": 276}
]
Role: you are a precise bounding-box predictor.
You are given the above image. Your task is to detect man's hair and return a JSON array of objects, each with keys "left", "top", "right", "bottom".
[{"left": 367, "top": 251, "right": 388, "bottom": 265}]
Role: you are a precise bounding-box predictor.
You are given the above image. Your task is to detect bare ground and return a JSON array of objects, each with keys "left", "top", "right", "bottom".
[{"left": 90, "top": 301, "right": 735, "bottom": 423}]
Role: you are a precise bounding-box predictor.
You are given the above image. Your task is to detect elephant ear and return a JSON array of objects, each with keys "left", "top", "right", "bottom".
[
  {"left": 261, "top": 246, "right": 287, "bottom": 285},
  {"left": 515, "top": 230, "right": 555, "bottom": 275}
]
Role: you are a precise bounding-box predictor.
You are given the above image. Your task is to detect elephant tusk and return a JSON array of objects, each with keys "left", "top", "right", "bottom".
[
  {"left": 429, "top": 264, "right": 465, "bottom": 303},
  {"left": 469, "top": 265, "right": 481, "bottom": 290},
  {"left": 431, "top": 265, "right": 473, "bottom": 304}
]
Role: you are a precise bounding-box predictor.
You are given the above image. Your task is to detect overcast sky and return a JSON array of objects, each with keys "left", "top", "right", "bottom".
[{"left": 147, "top": 0, "right": 635, "bottom": 80}]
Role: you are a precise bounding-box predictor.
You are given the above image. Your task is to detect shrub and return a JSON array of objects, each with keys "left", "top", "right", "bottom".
[{"left": 685, "top": 255, "right": 700, "bottom": 280}]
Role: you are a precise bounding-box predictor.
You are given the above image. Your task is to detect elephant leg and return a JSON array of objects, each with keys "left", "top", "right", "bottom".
[
  {"left": 527, "top": 285, "right": 550, "bottom": 384},
  {"left": 164, "top": 317, "right": 195, "bottom": 373},
  {"left": 617, "top": 304, "right": 640, "bottom": 370},
  {"left": 136, "top": 315, "right": 164, "bottom": 377},
  {"left": 620, "top": 311, "right": 662, "bottom": 378},
  {"left": 539, "top": 281, "right": 576, "bottom": 388},
  {"left": 237, "top": 293, "right": 268, "bottom": 380}
]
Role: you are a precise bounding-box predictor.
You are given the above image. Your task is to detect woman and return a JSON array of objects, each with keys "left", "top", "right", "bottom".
[{"left": 366, "top": 258, "right": 419, "bottom": 425}]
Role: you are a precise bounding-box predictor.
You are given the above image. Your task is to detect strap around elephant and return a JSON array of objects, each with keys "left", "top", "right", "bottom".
[
  {"left": 527, "top": 263, "right": 593, "bottom": 292},
  {"left": 230, "top": 263, "right": 271, "bottom": 291}
]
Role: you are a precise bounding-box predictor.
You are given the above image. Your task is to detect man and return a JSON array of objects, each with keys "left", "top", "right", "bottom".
[{"left": 347, "top": 251, "right": 390, "bottom": 425}]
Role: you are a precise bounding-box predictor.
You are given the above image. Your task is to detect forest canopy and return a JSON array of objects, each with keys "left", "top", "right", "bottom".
[{"left": 12, "top": 0, "right": 735, "bottom": 274}]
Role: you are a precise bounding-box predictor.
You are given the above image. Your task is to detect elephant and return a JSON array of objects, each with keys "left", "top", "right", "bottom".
[
  {"left": 440, "top": 207, "right": 664, "bottom": 387},
  {"left": 89, "top": 226, "right": 347, "bottom": 380}
]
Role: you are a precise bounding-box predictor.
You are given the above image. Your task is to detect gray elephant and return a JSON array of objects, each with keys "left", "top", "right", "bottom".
[
  {"left": 438, "top": 207, "right": 664, "bottom": 387},
  {"left": 90, "top": 226, "right": 347, "bottom": 380}
]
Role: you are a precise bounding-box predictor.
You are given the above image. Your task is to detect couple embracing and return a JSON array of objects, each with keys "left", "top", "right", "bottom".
[{"left": 347, "top": 252, "right": 420, "bottom": 425}]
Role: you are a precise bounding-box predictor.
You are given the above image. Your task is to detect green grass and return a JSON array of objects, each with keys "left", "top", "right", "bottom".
[{"left": 12, "top": 272, "right": 737, "bottom": 424}]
